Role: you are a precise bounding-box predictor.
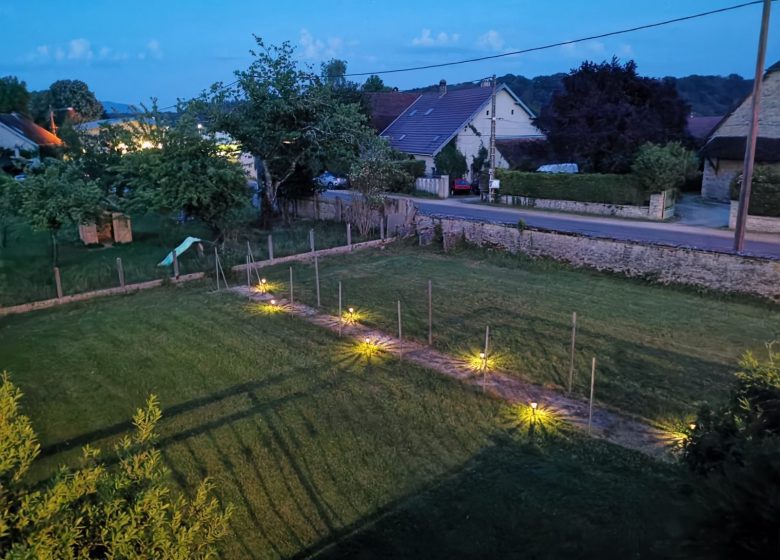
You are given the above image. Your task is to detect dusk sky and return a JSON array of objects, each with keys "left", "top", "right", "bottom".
[{"left": 1, "top": 0, "right": 778, "bottom": 107}]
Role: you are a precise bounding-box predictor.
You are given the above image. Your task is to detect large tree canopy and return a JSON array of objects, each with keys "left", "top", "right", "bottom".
[
  {"left": 535, "top": 58, "right": 689, "bottom": 173},
  {"left": 0, "top": 76, "right": 30, "bottom": 114},
  {"left": 30, "top": 80, "right": 104, "bottom": 125},
  {"left": 198, "top": 37, "right": 372, "bottom": 227}
]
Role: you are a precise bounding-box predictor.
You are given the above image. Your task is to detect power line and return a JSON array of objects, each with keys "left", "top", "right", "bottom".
[
  {"left": 159, "top": 0, "right": 767, "bottom": 110},
  {"left": 341, "top": 1, "right": 769, "bottom": 77}
]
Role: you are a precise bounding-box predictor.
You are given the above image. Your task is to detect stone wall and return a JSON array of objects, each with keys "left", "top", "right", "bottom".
[
  {"left": 728, "top": 200, "right": 780, "bottom": 233},
  {"left": 416, "top": 215, "right": 780, "bottom": 300},
  {"left": 295, "top": 196, "right": 418, "bottom": 237},
  {"left": 498, "top": 190, "right": 674, "bottom": 221}
]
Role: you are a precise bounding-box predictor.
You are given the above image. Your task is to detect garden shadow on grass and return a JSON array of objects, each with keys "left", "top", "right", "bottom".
[{"left": 302, "top": 437, "right": 688, "bottom": 560}]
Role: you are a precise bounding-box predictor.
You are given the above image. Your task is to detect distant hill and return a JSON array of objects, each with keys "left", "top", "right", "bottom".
[{"left": 409, "top": 73, "right": 752, "bottom": 117}]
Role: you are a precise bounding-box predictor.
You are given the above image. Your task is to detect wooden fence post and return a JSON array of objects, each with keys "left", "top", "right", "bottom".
[
  {"left": 380, "top": 217, "right": 385, "bottom": 241},
  {"left": 427, "top": 279, "right": 432, "bottom": 345},
  {"left": 338, "top": 281, "right": 343, "bottom": 337},
  {"left": 172, "top": 249, "right": 179, "bottom": 279},
  {"left": 588, "top": 357, "right": 596, "bottom": 434},
  {"left": 568, "top": 311, "right": 577, "bottom": 394},
  {"left": 116, "top": 257, "right": 125, "bottom": 288},
  {"left": 54, "top": 267, "right": 63, "bottom": 299},
  {"left": 347, "top": 223, "right": 352, "bottom": 250},
  {"left": 309, "top": 228, "right": 315, "bottom": 253},
  {"left": 314, "top": 256, "right": 321, "bottom": 307},
  {"left": 397, "top": 300, "right": 402, "bottom": 339},
  {"left": 289, "top": 267, "right": 294, "bottom": 305},
  {"left": 268, "top": 234, "right": 274, "bottom": 262}
]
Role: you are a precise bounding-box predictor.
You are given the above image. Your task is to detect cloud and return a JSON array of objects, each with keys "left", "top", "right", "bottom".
[
  {"left": 618, "top": 43, "right": 634, "bottom": 56},
  {"left": 299, "top": 28, "right": 343, "bottom": 60},
  {"left": 67, "top": 38, "right": 93, "bottom": 60},
  {"left": 20, "top": 39, "right": 149, "bottom": 64},
  {"left": 560, "top": 40, "right": 607, "bottom": 58},
  {"left": 411, "top": 29, "right": 460, "bottom": 47},
  {"left": 477, "top": 30, "right": 504, "bottom": 52}
]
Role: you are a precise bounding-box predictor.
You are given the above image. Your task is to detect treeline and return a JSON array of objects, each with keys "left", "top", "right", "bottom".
[{"left": 411, "top": 71, "right": 752, "bottom": 116}]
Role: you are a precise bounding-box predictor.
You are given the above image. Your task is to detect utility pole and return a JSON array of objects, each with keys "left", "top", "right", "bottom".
[
  {"left": 734, "top": 0, "right": 771, "bottom": 253},
  {"left": 487, "top": 74, "right": 497, "bottom": 202},
  {"left": 48, "top": 105, "right": 58, "bottom": 135}
]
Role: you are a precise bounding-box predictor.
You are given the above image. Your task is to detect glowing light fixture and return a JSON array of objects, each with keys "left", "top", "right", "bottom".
[
  {"left": 689, "top": 423, "right": 696, "bottom": 431},
  {"left": 364, "top": 337, "right": 371, "bottom": 344},
  {"left": 270, "top": 299, "right": 277, "bottom": 306},
  {"left": 530, "top": 402, "right": 538, "bottom": 410}
]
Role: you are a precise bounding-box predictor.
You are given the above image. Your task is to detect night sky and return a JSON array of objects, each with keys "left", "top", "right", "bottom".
[{"left": 1, "top": 0, "right": 777, "bottom": 106}]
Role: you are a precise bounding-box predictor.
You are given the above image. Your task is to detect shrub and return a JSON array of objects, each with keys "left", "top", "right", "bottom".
[
  {"left": 730, "top": 165, "right": 780, "bottom": 217},
  {"left": 397, "top": 159, "right": 426, "bottom": 179},
  {"left": 0, "top": 373, "right": 232, "bottom": 558},
  {"left": 631, "top": 141, "right": 699, "bottom": 192},
  {"left": 434, "top": 140, "right": 467, "bottom": 178},
  {"left": 496, "top": 169, "right": 649, "bottom": 205}
]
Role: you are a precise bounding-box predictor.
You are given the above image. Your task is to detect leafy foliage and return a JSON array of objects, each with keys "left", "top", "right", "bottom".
[
  {"left": 20, "top": 161, "right": 103, "bottom": 263},
  {"left": 199, "top": 37, "right": 372, "bottom": 227},
  {"left": 433, "top": 140, "right": 467, "bottom": 179},
  {"left": 0, "top": 374, "right": 231, "bottom": 559},
  {"left": 0, "top": 174, "right": 22, "bottom": 248},
  {"left": 0, "top": 76, "right": 30, "bottom": 115},
  {"left": 534, "top": 58, "right": 689, "bottom": 173},
  {"left": 47, "top": 79, "right": 104, "bottom": 123},
  {"left": 496, "top": 169, "right": 648, "bottom": 204},
  {"left": 362, "top": 75, "right": 391, "bottom": 92},
  {"left": 114, "top": 117, "right": 250, "bottom": 237},
  {"left": 730, "top": 166, "right": 780, "bottom": 218},
  {"left": 631, "top": 141, "right": 699, "bottom": 192},
  {"left": 682, "top": 351, "right": 780, "bottom": 558}
]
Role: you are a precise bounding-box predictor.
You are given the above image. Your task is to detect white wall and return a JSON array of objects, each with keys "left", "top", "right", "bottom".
[{"left": 455, "top": 89, "right": 544, "bottom": 181}]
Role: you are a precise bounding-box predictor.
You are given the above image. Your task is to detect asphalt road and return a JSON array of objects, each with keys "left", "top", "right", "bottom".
[{"left": 322, "top": 191, "right": 780, "bottom": 259}]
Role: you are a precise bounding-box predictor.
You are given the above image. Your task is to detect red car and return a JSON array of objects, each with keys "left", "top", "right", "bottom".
[{"left": 451, "top": 178, "right": 473, "bottom": 195}]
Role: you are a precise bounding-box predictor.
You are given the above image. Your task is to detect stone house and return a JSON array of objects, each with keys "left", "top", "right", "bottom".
[
  {"left": 380, "top": 80, "right": 545, "bottom": 180},
  {"left": 700, "top": 63, "right": 780, "bottom": 200}
]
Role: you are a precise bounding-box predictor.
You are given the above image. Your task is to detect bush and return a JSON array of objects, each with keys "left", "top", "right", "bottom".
[
  {"left": 434, "top": 140, "right": 467, "bottom": 178},
  {"left": 631, "top": 141, "right": 699, "bottom": 192},
  {"left": 397, "top": 159, "right": 426, "bottom": 179},
  {"left": 730, "top": 165, "right": 780, "bottom": 217},
  {"left": 496, "top": 170, "right": 649, "bottom": 205}
]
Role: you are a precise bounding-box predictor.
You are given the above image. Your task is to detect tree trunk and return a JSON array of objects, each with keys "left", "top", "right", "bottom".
[
  {"left": 50, "top": 230, "right": 59, "bottom": 267},
  {"left": 0, "top": 224, "right": 7, "bottom": 249}
]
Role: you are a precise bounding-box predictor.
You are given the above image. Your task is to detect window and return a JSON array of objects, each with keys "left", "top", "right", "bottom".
[
  {"left": 432, "top": 135, "right": 440, "bottom": 142},
  {"left": 486, "top": 110, "right": 489, "bottom": 116},
  {"left": 511, "top": 109, "right": 514, "bottom": 115},
  {"left": 424, "top": 108, "right": 434, "bottom": 115},
  {"left": 408, "top": 109, "right": 417, "bottom": 116},
  {"left": 399, "top": 134, "right": 406, "bottom": 140}
]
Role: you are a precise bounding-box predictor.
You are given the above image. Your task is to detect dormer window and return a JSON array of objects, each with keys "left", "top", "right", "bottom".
[
  {"left": 424, "top": 108, "right": 434, "bottom": 115},
  {"left": 408, "top": 109, "right": 417, "bottom": 116}
]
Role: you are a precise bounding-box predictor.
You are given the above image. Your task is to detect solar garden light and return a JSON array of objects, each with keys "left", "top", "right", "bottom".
[
  {"left": 689, "top": 423, "right": 697, "bottom": 431},
  {"left": 530, "top": 402, "right": 538, "bottom": 417},
  {"left": 259, "top": 278, "right": 267, "bottom": 292},
  {"left": 479, "top": 352, "right": 487, "bottom": 370},
  {"left": 270, "top": 299, "right": 277, "bottom": 306}
]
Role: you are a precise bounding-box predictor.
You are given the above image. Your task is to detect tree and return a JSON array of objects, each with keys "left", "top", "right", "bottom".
[
  {"left": 0, "top": 173, "right": 22, "bottom": 248},
  {"left": 28, "top": 80, "right": 103, "bottom": 128},
  {"left": 682, "top": 350, "right": 780, "bottom": 558},
  {"left": 115, "top": 116, "right": 250, "bottom": 238},
  {"left": 0, "top": 373, "right": 231, "bottom": 558},
  {"left": 362, "top": 75, "right": 390, "bottom": 93},
  {"left": 20, "top": 161, "right": 103, "bottom": 265},
  {"left": 434, "top": 140, "right": 467, "bottom": 179},
  {"left": 0, "top": 76, "right": 30, "bottom": 114},
  {"left": 535, "top": 58, "right": 689, "bottom": 173},
  {"left": 631, "top": 142, "right": 699, "bottom": 193},
  {"left": 199, "top": 37, "right": 372, "bottom": 228},
  {"left": 322, "top": 58, "right": 347, "bottom": 88}
]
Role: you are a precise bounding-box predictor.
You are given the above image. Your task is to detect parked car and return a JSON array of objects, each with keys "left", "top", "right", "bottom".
[
  {"left": 314, "top": 171, "right": 348, "bottom": 189},
  {"left": 451, "top": 177, "right": 476, "bottom": 195}
]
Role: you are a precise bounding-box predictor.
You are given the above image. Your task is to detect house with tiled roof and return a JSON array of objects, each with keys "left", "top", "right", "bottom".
[
  {"left": 364, "top": 91, "right": 420, "bottom": 132},
  {"left": 0, "top": 112, "right": 63, "bottom": 157},
  {"left": 381, "top": 80, "right": 545, "bottom": 180},
  {"left": 700, "top": 63, "right": 780, "bottom": 200}
]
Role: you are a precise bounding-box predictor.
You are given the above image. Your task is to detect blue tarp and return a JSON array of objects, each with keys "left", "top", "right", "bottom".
[{"left": 158, "top": 237, "right": 203, "bottom": 267}]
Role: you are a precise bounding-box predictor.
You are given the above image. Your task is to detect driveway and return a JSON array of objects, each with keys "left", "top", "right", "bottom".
[
  {"left": 321, "top": 191, "right": 780, "bottom": 260},
  {"left": 674, "top": 193, "right": 730, "bottom": 228}
]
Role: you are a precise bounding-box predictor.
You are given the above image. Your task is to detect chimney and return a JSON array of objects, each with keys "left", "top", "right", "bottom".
[
  {"left": 480, "top": 78, "right": 492, "bottom": 88},
  {"left": 439, "top": 79, "right": 447, "bottom": 95}
]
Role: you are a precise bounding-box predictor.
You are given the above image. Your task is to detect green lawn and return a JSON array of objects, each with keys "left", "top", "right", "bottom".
[
  {"left": 256, "top": 242, "right": 780, "bottom": 422},
  {"left": 0, "top": 216, "right": 369, "bottom": 306},
  {"left": 0, "top": 283, "right": 689, "bottom": 559}
]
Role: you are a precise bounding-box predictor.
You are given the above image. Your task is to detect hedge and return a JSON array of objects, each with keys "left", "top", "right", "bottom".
[
  {"left": 729, "top": 166, "right": 780, "bottom": 217},
  {"left": 496, "top": 170, "right": 649, "bottom": 205},
  {"left": 397, "top": 159, "right": 426, "bottom": 179}
]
